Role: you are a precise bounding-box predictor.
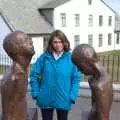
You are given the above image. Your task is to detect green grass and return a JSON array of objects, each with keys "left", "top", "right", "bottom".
[
  {"left": 0, "top": 65, "right": 32, "bottom": 75},
  {"left": 0, "top": 66, "right": 8, "bottom": 75},
  {"left": 98, "top": 50, "right": 120, "bottom": 55}
]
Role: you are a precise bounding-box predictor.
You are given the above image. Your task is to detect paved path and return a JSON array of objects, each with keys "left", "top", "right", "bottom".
[
  {"left": 69, "top": 96, "right": 120, "bottom": 120},
  {"left": 27, "top": 93, "right": 120, "bottom": 120}
]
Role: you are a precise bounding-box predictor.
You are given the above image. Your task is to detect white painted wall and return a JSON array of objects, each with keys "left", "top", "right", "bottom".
[
  {"left": 0, "top": 15, "right": 12, "bottom": 65},
  {"left": 31, "top": 36, "right": 44, "bottom": 64},
  {"left": 53, "top": 0, "right": 116, "bottom": 52}
]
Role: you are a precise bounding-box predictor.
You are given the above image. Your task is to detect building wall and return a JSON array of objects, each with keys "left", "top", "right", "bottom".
[
  {"left": 31, "top": 36, "right": 44, "bottom": 64},
  {"left": 53, "top": 0, "right": 116, "bottom": 52},
  {"left": 0, "top": 15, "right": 12, "bottom": 65}
]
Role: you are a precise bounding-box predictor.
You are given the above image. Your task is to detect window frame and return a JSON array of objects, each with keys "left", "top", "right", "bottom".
[
  {"left": 108, "top": 16, "right": 112, "bottom": 26},
  {"left": 108, "top": 33, "right": 112, "bottom": 45},
  {"left": 74, "top": 14, "right": 80, "bottom": 27},
  {"left": 116, "top": 33, "right": 120, "bottom": 44},
  {"left": 60, "top": 13, "right": 66, "bottom": 27},
  {"left": 74, "top": 35, "right": 80, "bottom": 47},
  {"left": 88, "top": 34, "right": 93, "bottom": 46},
  {"left": 98, "top": 34, "right": 103, "bottom": 47},
  {"left": 99, "top": 15, "right": 103, "bottom": 26},
  {"left": 88, "top": 0, "right": 92, "bottom": 5},
  {"left": 88, "top": 14, "right": 93, "bottom": 26}
]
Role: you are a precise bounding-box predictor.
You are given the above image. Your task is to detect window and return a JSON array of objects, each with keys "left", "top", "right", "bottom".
[
  {"left": 108, "top": 33, "right": 112, "bottom": 45},
  {"left": 116, "top": 33, "right": 120, "bottom": 44},
  {"left": 88, "top": 14, "right": 93, "bottom": 26},
  {"left": 99, "top": 15, "right": 103, "bottom": 26},
  {"left": 43, "top": 35, "right": 50, "bottom": 51},
  {"left": 88, "top": 34, "right": 93, "bottom": 46},
  {"left": 88, "top": 0, "right": 92, "bottom": 5},
  {"left": 108, "top": 16, "right": 112, "bottom": 26},
  {"left": 98, "top": 34, "right": 103, "bottom": 47},
  {"left": 60, "top": 13, "right": 66, "bottom": 27},
  {"left": 75, "top": 14, "right": 80, "bottom": 26},
  {"left": 74, "top": 35, "right": 80, "bottom": 47}
]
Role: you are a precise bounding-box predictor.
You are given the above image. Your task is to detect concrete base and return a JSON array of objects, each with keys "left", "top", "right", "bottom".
[
  {"left": 27, "top": 108, "right": 38, "bottom": 120},
  {"left": 81, "top": 110, "right": 89, "bottom": 120},
  {"left": 79, "top": 82, "right": 120, "bottom": 101}
]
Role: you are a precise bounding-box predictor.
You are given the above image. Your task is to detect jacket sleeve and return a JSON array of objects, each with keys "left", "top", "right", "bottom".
[
  {"left": 29, "top": 54, "right": 44, "bottom": 99},
  {"left": 70, "top": 64, "right": 82, "bottom": 103}
]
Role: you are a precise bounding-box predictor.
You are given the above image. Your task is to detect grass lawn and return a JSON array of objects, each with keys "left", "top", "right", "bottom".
[
  {"left": 0, "top": 66, "right": 8, "bottom": 75},
  {"left": 98, "top": 50, "right": 120, "bottom": 55}
]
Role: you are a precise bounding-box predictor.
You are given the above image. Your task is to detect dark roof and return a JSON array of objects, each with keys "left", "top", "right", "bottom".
[
  {"left": 0, "top": 0, "right": 54, "bottom": 34},
  {"left": 40, "top": 0, "right": 70, "bottom": 9},
  {"left": 0, "top": 9, "right": 13, "bottom": 31}
]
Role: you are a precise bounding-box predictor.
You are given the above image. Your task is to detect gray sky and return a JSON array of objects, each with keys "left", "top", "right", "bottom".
[{"left": 104, "top": 0, "right": 120, "bottom": 13}]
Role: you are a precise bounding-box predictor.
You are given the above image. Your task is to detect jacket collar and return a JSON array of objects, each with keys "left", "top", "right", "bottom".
[{"left": 44, "top": 51, "right": 70, "bottom": 59}]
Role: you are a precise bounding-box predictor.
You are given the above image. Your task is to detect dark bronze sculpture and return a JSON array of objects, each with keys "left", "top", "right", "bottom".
[
  {"left": 1, "top": 31, "right": 35, "bottom": 120},
  {"left": 72, "top": 44, "right": 113, "bottom": 120}
]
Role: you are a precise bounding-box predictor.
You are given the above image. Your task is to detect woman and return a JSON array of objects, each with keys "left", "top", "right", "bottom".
[{"left": 30, "top": 30, "right": 81, "bottom": 120}]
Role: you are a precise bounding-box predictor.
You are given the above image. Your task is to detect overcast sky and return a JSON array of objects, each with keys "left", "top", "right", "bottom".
[{"left": 104, "top": 0, "right": 120, "bottom": 13}]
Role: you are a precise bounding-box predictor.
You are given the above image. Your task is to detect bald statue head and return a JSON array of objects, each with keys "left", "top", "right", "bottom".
[
  {"left": 3, "top": 31, "right": 35, "bottom": 60},
  {"left": 72, "top": 44, "right": 99, "bottom": 75}
]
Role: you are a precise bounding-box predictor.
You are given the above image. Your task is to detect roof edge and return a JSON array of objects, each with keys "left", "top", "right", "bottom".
[
  {"left": 0, "top": 8, "right": 15, "bottom": 31},
  {"left": 101, "top": 0, "right": 117, "bottom": 14}
]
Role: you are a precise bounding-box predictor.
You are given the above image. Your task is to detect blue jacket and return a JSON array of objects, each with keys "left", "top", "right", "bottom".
[{"left": 30, "top": 51, "right": 81, "bottom": 110}]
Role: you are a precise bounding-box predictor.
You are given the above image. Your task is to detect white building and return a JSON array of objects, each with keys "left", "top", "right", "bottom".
[
  {"left": 40, "top": 0, "right": 120, "bottom": 52},
  {"left": 0, "top": 0, "right": 120, "bottom": 65}
]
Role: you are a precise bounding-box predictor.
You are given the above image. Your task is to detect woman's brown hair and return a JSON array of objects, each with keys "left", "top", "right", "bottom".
[{"left": 46, "top": 30, "right": 70, "bottom": 52}]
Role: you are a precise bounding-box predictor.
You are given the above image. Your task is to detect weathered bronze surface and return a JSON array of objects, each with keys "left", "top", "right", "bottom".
[
  {"left": 72, "top": 44, "right": 113, "bottom": 120},
  {"left": 1, "top": 31, "right": 35, "bottom": 120}
]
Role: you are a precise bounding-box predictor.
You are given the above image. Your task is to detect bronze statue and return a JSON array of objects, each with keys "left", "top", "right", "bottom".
[
  {"left": 72, "top": 44, "right": 113, "bottom": 120},
  {"left": 1, "top": 31, "right": 35, "bottom": 120}
]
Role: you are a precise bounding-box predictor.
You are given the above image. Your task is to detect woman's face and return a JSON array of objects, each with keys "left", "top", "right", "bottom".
[{"left": 52, "top": 37, "right": 64, "bottom": 53}]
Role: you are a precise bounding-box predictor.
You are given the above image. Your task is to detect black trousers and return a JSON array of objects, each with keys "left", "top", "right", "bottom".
[{"left": 41, "top": 108, "right": 69, "bottom": 120}]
